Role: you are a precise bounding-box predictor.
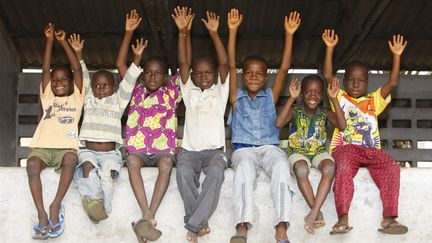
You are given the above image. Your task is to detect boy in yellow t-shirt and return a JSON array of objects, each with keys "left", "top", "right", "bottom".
[
  {"left": 322, "top": 29, "right": 408, "bottom": 235},
  {"left": 27, "top": 23, "right": 84, "bottom": 239}
]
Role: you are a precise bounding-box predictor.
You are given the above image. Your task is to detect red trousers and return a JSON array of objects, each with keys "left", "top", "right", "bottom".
[{"left": 332, "top": 144, "right": 400, "bottom": 218}]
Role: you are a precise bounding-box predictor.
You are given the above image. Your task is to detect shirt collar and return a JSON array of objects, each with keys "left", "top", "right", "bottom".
[{"left": 237, "top": 88, "right": 268, "bottom": 99}]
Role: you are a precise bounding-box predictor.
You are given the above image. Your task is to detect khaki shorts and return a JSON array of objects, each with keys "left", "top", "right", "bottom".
[
  {"left": 288, "top": 152, "right": 334, "bottom": 169},
  {"left": 28, "top": 148, "right": 76, "bottom": 172}
]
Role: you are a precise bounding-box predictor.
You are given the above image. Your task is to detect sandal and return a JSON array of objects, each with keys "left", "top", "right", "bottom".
[
  {"left": 329, "top": 222, "right": 353, "bottom": 235},
  {"left": 32, "top": 224, "right": 49, "bottom": 240},
  {"left": 230, "top": 234, "right": 247, "bottom": 243},
  {"left": 378, "top": 220, "right": 408, "bottom": 235},
  {"left": 48, "top": 205, "right": 65, "bottom": 238},
  {"left": 82, "top": 195, "right": 108, "bottom": 224},
  {"left": 132, "top": 218, "right": 162, "bottom": 242}
]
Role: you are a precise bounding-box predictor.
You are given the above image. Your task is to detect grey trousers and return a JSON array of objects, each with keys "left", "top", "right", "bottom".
[
  {"left": 176, "top": 148, "right": 227, "bottom": 233},
  {"left": 231, "top": 145, "right": 295, "bottom": 228}
]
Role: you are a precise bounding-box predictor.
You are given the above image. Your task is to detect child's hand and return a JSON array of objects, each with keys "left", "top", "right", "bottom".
[
  {"left": 201, "top": 11, "right": 220, "bottom": 33},
  {"left": 55, "top": 29, "right": 66, "bottom": 42},
  {"left": 285, "top": 11, "right": 301, "bottom": 34},
  {"left": 228, "top": 8, "right": 243, "bottom": 30},
  {"left": 388, "top": 34, "right": 407, "bottom": 56},
  {"left": 172, "top": 6, "right": 194, "bottom": 30},
  {"left": 289, "top": 78, "right": 301, "bottom": 98},
  {"left": 132, "top": 38, "right": 148, "bottom": 56},
  {"left": 68, "top": 33, "right": 84, "bottom": 53},
  {"left": 44, "top": 23, "right": 55, "bottom": 40},
  {"left": 186, "top": 7, "right": 195, "bottom": 31},
  {"left": 125, "top": 9, "right": 142, "bottom": 32},
  {"left": 327, "top": 77, "right": 340, "bottom": 98},
  {"left": 322, "top": 29, "right": 338, "bottom": 47}
]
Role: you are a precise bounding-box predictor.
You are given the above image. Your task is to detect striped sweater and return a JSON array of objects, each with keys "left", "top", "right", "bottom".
[{"left": 79, "top": 60, "right": 141, "bottom": 145}]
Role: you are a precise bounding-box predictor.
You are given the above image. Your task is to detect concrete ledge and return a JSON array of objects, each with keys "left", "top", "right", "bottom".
[{"left": 0, "top": 167, "right": 430, "bottom": 243}]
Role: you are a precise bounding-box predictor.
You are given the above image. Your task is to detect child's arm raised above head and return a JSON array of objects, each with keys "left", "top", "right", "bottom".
[
  {"left": 172, "top": 6, "right": 194, "bottom": 84},
  {"left": 41, "top": 23, "right": 55, "bottom": 92},
  {"left": 68, "top": 34, "right": 90, "bottom": 91},
  {"left": 381, "top": 34, "right": 407, "bottom": 99},
  {"left": 56, "top": 29, "right": 83, "bottom": 92},
  {"left": 132, "top": 38, "right": 148, "bottom": 66},
  {"left": 322, "top": 29, "right": 339, "bottom": 84},
  {"left": 275, "top": 78, "right": 300, "bottom": 128},
  {"left": 116, "top": 9, "right": 142, "bottom": 78},
  {"left": 327, "top": 77, "right": 346, "bottom": 130},
  {"left": 227, "top": 8, "right": 243, "bottom": 107},
  {"left": 186, "top": 8, "right": 194, "bottom": 67},
  {"left": 272, "top": 11, "right": 301, "bottom": 104},
  {"left": 202, "top": 11, "right": 229, "bottom": 82}
]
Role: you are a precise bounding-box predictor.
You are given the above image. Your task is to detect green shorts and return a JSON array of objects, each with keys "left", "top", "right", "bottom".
[{"left": 28, "top": 148, "right": 76, "bottom": 172}]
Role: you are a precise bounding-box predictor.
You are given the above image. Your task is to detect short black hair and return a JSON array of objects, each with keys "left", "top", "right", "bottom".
[
  {"left": 242, "top": 55, "right": 269, "bottom": 71},
  {"left": 144, "top": 56, "right": 169, "bottom": 74},
  {"left": 344, "top": 61, "right": 369, "bottom": 79},
  {"left": 191, "top": 54, "right": 217, "bottom": 71},
  {"left": 92, "top": 70, "right": 115, "bottom": 85},
  {"left": 51, "top": 64, "right": 73, "bottom": 82},
  {"left": 301, "top": 74, "right": 325, "bottom": 92}
]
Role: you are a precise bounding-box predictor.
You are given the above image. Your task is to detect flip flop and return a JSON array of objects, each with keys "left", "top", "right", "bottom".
[
  {"left": 230, "top": 234, "right": 247, "bottom": 243},
  {"left": 82, "top": 195, "right": 108, "bottom": 224},
  {"left": 329, "top": 222, "right": 353, "bottom": 235},
  {"left": 132, "top": 218, "right": 162, "bottom": 241},
  {"left": 32, "top": 224, "right": 49, "bottom": 240},
  {"left": 378, "top": 220, "right": 408, "bottom": 235},
  {"left": 48, "top": 205, "right": 65, "bottom": 238}
]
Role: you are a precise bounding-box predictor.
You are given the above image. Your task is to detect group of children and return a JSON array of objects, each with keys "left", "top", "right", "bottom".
[{"left": 27, "top": 6, "right": 408, "bottom": 243}]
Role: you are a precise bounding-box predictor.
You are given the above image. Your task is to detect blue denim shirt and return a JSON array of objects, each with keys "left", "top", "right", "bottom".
[{"left": 228, "top": 88, "right": 280, "bottom": 147}]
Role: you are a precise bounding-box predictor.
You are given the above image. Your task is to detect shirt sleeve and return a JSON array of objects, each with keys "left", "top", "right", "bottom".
[
  {"left": 40, "top": 82, "right": 54, "bottom": 104},
  {"left": 117, "top": 63, "right": 142, "bottom": 110},
  {"left": 167, "top": 72, "right": 182, "bottom": 105},
  {"left": 179, "top": 75, "right": 193, "bottom": 105},
  {"left": 217, "top": 73, "right": 230, "bottom": 112},
  {"left": 372, "top": 87, "right": 391, "bottom": 115},
  {"left": 80, "top": 60, "right": 91, "bottom": 96}
]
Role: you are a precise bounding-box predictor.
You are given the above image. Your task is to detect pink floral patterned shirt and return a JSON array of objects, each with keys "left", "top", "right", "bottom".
[{"left": 125, "top": 73, "right": 181, "bottom": 154}]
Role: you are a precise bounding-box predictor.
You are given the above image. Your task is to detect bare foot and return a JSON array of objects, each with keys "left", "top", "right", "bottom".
[
  {"left": 187, "top": 230, "right": 198, "bottom": 243},
  {"left": 275, "top": 222, "right": 289, "bottom": 242},
  {"left": 304, "top": 213, "right": 315, "bottom": 234},
  {"left": 198, "top": 224, "right": 211, "bottom": 237},
  {"left": 314, "top": 211, "right": 326, "bottom": 228}
]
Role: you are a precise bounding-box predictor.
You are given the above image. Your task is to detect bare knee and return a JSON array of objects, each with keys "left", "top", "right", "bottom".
[
  {"left": 293, "top": 160, "right": 309, "bottom": 178},
  {"left": 26, "top": 157, "right": 44, "bottom": 177},
  {"left": 126, "top": 154, "right": 142, "bottom": 169},
  {"left": 81, "top": 161, "right": 95, "bottom": 178},
  {"left": 320, "top": 160, "right": 335, "bottom": 178},
  {"left": 62, "top": 152, "right": 78, "bottom": 169},
  {"left": 157, "top": 157, "right": 173, "bottom": 174}
]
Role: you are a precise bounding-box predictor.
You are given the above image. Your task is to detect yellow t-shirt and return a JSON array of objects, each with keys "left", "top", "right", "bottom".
[
  {"left": 330, "top": 87, "right": 390, "bottom": 152},
  {"left": 29, "top": 82, "right": 85, "bottom": 150}
]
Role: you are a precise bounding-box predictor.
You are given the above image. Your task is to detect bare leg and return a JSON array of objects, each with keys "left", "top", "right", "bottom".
[
  {"left": 148, "top": 156, "right": 173, "bottom": 225},
  {"left": 275, "top": 222, "right": 289, "bottom": 242},
  {"left": 293, "top": 160, "right": 316, "bottom": 234},
  {"left": 311, "top": 159, "right": 335, "bottom": 228},
  {"left": 81, "top": 161, "right": 95, "bottom": 178},
  {"left": 49, "top": 152, "right": 77, "bottom": 232},
  {"left": 27, "top": 156, "right": 48, "bottom": 235},
  {"left": 126, "top": 155, "right": 152, "bottom": 219}
]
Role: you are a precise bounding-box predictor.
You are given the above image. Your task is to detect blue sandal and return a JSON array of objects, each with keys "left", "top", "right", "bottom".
[
  {"left": 48, "top": 205, "right": 65, "bottom": 238},
  {"left": 32, "top": 224, "right": 49, "bottom": 239}
]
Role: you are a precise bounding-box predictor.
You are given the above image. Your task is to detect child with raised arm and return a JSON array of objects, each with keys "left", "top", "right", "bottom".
[
  {"left": 322, "top": 29, "right": 409, "bottom": 235},
  {"left": 228, "top": 9, "right": 300, "bottom": 243},
  {"left": 27, "top": 23, "right": 84, "bottom": 239},
  {"left": 117, "top": 10, "right": 182, "bottom": 242},
  {"left": 173, "top": 7, "right": 229, "bottom": 243},
  {"left": 275, "top": 76, "right": 346, "bottom": 234},
  {"left": 68, "top": 32, "right": 143, "bottom": 223}
]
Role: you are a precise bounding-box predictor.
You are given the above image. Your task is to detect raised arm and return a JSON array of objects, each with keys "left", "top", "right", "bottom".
[
  {"left": 275, "top": 78, "right": 300, "bottom": 128},
  {"left": 202, "top": 11, "right": 229, "bottom": 82},
  {"left": 186, "top": 8, "right": 194, "bottom": 67},
  {"left": 227, "top": 8, "right": 243, "bottom": 106},
  {"left": 272, "top": 11, "right": 301, "bottom": 104},
  {"left": 172, "top": 6, "right": 194, "bottom": 84},
  {"left": 116, "top": 9, "right": 142, "bottom": 77},
  {"left": 68, "top": 33, "right": 89, "bottom": 91},
  {"left": 42, "top": 23, "right": 55, "bottom": 91},
  {"left": 131, "top": 38, "right": 148, "bottom": 66},
  {"left": 327, "top": 77, "right": 346, "bottom": 130},
  {"left": 381, "top": 34, "right": 407, "bottom": 99},
  {"left": 322, "top": 29, "right": 339, "bottom": 83},
  {"left": 56, "top": 29, "right": 83, "bottom": 92}
]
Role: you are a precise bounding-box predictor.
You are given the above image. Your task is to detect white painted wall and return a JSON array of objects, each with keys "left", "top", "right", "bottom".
[{"left": 0, "top": 167, "right": 430, "bottom": 243}]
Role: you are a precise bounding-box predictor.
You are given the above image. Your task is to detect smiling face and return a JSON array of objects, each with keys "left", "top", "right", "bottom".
[
  {"left": 343, "top": 65, "right": 369, "bottom": 98},
  {"left": 191, "top": 59, "right": 217, "bottom": 91},
  {"left": 143, "top": 60, "right": 167, "bottom": 92},
  {"left": 242, "top": 59, "right": 267, "bottom": 98},
  {"left": 92, "top": 70, "right": 115, "bottom": 99},
  {"left": 51, "top": 67, "right": 72, "bottom": 97},
  {"left": 301, "top": 78, "right": 324, "bottom": 113}
]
